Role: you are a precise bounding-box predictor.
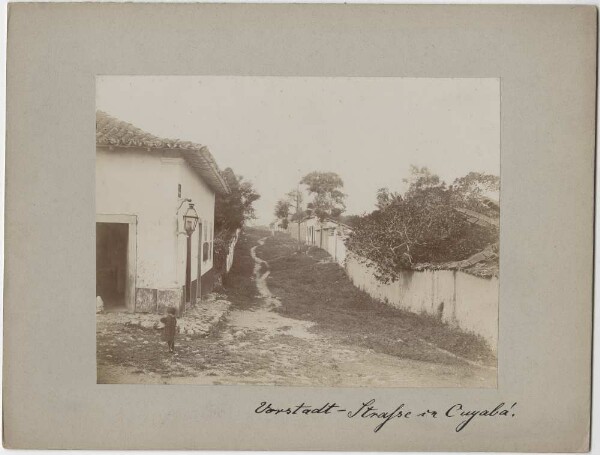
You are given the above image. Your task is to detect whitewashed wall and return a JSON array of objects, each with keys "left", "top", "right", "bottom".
[
  {"left": 97, "top": 148, "right": 180, "bottom": 289},
  {"left": 179, "top": 159, "right": 215, "bottom": 285},
  {"left": 345, "top": 254, "right": 498, "bottom": 351},
  {"left": 325, "top": 231, "right": 348, "bottom": 266},
  {"left": 97, "top": 148, "right": 215, "bottom": 291},
  {"left": 226, "top": 229, "right": 241, "bottom": 273}
]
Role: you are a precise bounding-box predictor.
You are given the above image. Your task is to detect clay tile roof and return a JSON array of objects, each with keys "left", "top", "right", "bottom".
[
  {"left": 96, "top": 111, "right": 229, "bottom": 195},
  {"left": 412, "top": 243, "right": 499, "bottom": 278}
]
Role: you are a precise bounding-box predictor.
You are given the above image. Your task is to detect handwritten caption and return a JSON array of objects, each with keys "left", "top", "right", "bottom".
[{"left": 255, "top": 399, "right": 516, "bottom": 433}]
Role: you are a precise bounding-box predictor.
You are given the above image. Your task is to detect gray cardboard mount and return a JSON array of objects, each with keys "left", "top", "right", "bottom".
[{"left": 3, "top": 3, "right": 596, "bottom": 451}]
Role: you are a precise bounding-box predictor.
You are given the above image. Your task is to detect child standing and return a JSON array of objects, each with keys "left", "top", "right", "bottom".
[{"left": 160, "top": 307, "right": 177, "bottom": 353}]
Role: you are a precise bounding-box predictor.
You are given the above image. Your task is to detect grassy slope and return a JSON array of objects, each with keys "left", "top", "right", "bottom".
[{"left": 257, "top": 230, "right": 496, "bottom": 366}]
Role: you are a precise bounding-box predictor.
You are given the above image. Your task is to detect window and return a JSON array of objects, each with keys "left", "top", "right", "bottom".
[{"left": 203, "top": 242, "right": 210, "bottom": 262}]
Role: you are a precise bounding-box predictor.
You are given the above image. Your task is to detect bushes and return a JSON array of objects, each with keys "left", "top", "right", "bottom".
[{"left": 345, "top": 167, "right": 499, "bottom": 283}]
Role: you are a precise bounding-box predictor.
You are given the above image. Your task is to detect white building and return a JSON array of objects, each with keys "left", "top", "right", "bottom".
[
  {"left": 285, "top": 215, "right": 352, "bottom": 265},
  {"left": 96, "top": 111, "right": 229, "bottom": 314}
]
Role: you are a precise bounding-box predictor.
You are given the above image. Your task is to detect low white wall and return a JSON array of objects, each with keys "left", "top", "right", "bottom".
[
  {"left": 225, "top": 229, "right": 241, "bottom": 273},
  {"left": 324, "top": 232, "right": 347, "bottom": 266},
  {"left": 344, "top": 255, "right": 498, "bottom": 351}
]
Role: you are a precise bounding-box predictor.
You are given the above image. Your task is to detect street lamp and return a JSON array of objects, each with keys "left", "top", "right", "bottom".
[
  {"left": 182, "top": 202, "right": 199, "bottom": 307},
  {"left": 183, "top": 203, "right": 199, "bottom": 236}
]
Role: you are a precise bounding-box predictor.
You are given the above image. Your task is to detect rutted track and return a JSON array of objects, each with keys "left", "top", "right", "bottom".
[{"left": 250, "top": 237, "right": 282, "bottom": 310}]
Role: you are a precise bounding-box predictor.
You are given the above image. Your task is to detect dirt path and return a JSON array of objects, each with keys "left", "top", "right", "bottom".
[
  {"left": 250, "top": 237, "right": 283, "bottom": 310},
  {"left": 99, "top": 235, "right": 496, "bottom": 387}
]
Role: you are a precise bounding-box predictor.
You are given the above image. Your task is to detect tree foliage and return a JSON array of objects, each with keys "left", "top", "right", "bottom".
[
  {"left": 274, "top": 188, "right": 309, "bottom": 229},
  {"left": 403, "top": 165, "right": 444, "bottom": 197},
  {"left": 215, "top": 168, "right": 260, "bottom": 234},
  {"left": 286, "top": 189, "right": 306, "bottom": 222},
  {"left": 339, "top": 214, "right": 363, "bottom": 228},
  {"left": 213, "top": 167, "right": 260, "bottom": 272},
  {"left": 346, "top": 167, "right": 499, "bottom": 283},
  {"left": 450, "top": 171, "right": 500, "bottom": 216},
  {"left": 375, "top": 187, "right": 402, "bottom": 210},
  {"left": 300, "top": 171, "right": 346, "bottom": 221},
  {"left": 274, "top": 199, "right": 291, "bottom": 229}
]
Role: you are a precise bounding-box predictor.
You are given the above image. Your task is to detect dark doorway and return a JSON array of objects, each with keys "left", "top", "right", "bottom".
[{"left": 96, "top": 222, "right": 129, "bottom": 310}]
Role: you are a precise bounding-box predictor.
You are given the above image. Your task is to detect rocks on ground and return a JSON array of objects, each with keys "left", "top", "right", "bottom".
[{"left": 96, "top": 294, "right": 231, "bottom": 337}]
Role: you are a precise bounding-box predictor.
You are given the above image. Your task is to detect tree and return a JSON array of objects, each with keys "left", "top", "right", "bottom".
[
  {"left": 375, "top": 187, "right": 402, "bottom": 210},
  {"left": 274, "top": 199, "right": 291, "bottom": 228},
  {"left": 215, "top": 168, "right": 260, "bottom": 234},
  {"left": 450, "top": 172, "right": 500, "bottom": 216},
  {"left": 274, "top": 188, "right": 307, "bottom": 248},
  {"left": 214, "top": 167, "right": 260, "bottom": 272},
  {"left": 300, "top": 171, "right": 346, "bottom": 221},
  {"left": 339, "top": 214, "right": 363, "bottom": 228},
  {"left": 452, "top": 171, "right": 500, "bottom": 196},
  {"left": 286, "top": 188, "right": 305, "bottom": 220},
  {"left": 346, "top": 166, "right": 499, "bottom": 283},
  {"left": 403, "top": 165, "right": 445, "bottom": 196}
]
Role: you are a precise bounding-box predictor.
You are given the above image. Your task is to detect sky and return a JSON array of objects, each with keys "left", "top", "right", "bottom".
[{"left": 97, "top": 76, "right": 500, "bottom": 225}]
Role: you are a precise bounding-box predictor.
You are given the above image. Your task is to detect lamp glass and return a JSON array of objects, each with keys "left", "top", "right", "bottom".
[{"left": 183, "top": 203, "right": 199, "bottom": 236}]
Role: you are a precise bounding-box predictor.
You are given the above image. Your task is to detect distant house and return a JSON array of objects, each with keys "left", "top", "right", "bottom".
[
  {"left": 285, "top": 216, "right": 352, "bottom": 264},
  {"left": 96, "top": 111, "right": 229, "bottom": 314},
  {"left": 304, "top": 216, "right": 319, "bottom": 246}
]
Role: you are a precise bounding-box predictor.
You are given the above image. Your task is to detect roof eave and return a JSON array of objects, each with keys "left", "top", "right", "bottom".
[{"left": 96, "top": 143, "right": 230, "bottom": 195}]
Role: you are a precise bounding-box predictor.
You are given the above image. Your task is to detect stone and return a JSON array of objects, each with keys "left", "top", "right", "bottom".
[
  {"left": 157, "top": 289, "right": 182, "bottom": 314},
  {"left": 96, "top": 296, "right": 104, "bottom": 314},
  {"left": 135, "top": 288, "right": 157, "bottom": 313}
]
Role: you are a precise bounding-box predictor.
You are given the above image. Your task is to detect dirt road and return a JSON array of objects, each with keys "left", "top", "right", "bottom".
[{"left": 98, "top": 234, "right": 496, "bottom": 387}]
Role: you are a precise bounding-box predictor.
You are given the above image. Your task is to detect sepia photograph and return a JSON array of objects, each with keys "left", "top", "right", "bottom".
[
  {"left": 5, "top": 3, "right": 595, "bottom": 450},
  {"left": 96, "top": 76, "right": 500, "bottom": 387}
]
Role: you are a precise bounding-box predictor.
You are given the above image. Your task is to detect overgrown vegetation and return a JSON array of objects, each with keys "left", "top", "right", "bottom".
[
  {"left": 346, "top": 166, "right": 499, "bottom": 283},
  {"left": 257, "top": 231, "right": 496, "bottom": 367},
  {"left": 213, "top": 167, "right": 260, "bottom": 274}
]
